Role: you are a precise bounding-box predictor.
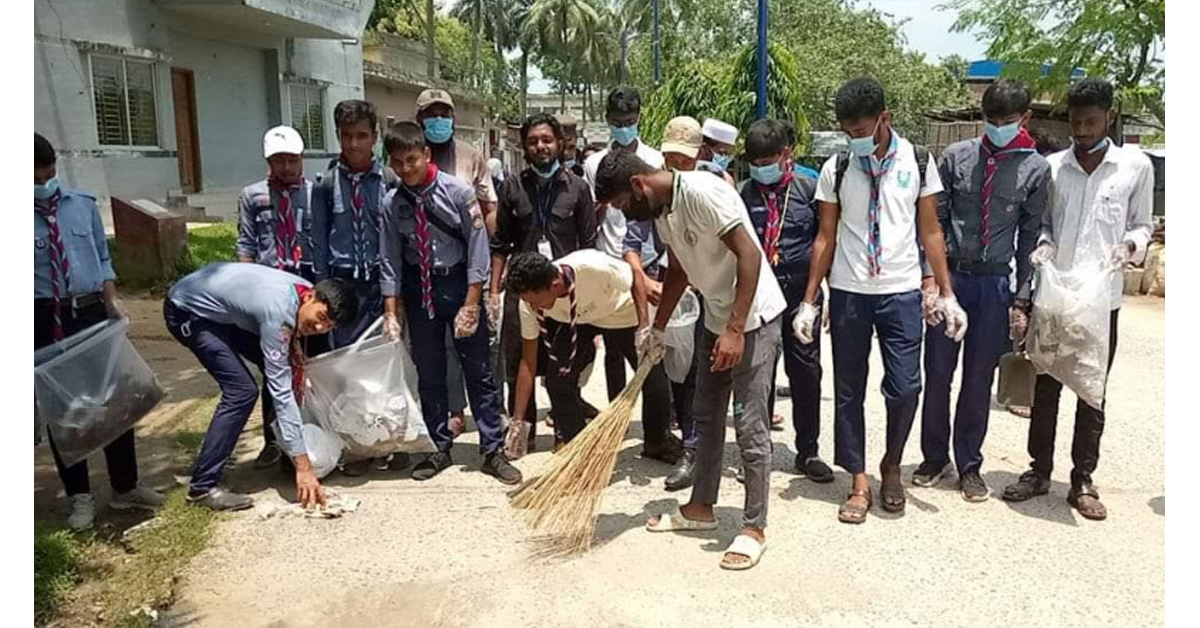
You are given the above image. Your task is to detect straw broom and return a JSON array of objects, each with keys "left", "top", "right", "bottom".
[{"left": 509, "top": 360, "right": 655, "bottom": 557}]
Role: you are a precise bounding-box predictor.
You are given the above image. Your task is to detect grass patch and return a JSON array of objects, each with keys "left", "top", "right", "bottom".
[
  {"left": 34, "top": 528, "right": 81, "bottom": 623},
  {"left": 172, "top": 397, "right": 218, "bottom": 456},
  {"left": 111, "top": 223, "right": 239, "bottom": 294}
]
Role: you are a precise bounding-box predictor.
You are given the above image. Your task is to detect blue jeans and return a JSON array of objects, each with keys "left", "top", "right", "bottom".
[
  {"left": 830, "top": 289, "right": 923, "bottom": 474},
  {"left": 401, "top": 265, "right": 504, "bottom": 454},
  {"left": 920, "top": 272, "right": 1011, "bottom": 474},
  {"left": 330, "top": 274, "right": 383, "bottom": 349}
]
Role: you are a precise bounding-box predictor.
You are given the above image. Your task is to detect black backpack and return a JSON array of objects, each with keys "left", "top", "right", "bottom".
[{"left": 833, "top": 144, "right": 929, "bottom": 205}]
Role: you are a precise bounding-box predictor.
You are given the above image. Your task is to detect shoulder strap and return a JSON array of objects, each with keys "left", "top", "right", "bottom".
[
  {"left": 401, "top": 184, "right": 467, "bottom": 244},
  {"left": 913, "top": 144, "right": 929, "bottom": 189},
  {"left": 834, "top": 151, "right": 850, "bottom": 204}
]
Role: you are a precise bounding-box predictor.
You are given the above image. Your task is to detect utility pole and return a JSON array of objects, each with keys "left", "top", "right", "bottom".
[
  {"left": 756, "top": 0, "right": 767, "bottom": 119},
  {"left": 653, "top": 0, "right": 661, "bottom": 84}
]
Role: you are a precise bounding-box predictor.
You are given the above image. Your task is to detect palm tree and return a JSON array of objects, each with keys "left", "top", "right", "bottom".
[
  {"left": 425, "top": 0, "right": 437, "bottom": 78},
  {"left": 596, "top": 0, "right": 651, "bottom": 86},
  {"left": 524, "top": 0, "right": 601, "bottom": 109},
  {"left": 450, "top": 0, "right": 493, "bottom": 89}
]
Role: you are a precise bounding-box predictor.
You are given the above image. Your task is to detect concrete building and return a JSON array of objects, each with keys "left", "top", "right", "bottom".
[{"left": 34, "top": 0, "right": 375, "bottom": 220}]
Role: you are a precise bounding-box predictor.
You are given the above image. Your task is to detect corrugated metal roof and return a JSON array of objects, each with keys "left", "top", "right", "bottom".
[{"left": 967, "top": 59, "right": 1086, "bottom": 81}]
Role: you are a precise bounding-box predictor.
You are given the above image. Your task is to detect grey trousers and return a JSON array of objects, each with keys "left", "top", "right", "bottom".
[{"left": 689, "top": 316, "right": 780, "bottom": 530}]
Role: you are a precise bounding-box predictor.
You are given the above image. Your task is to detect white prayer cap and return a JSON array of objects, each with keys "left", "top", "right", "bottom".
[{"left": 701, "top": 118, "right": 738, "bottom": 145}]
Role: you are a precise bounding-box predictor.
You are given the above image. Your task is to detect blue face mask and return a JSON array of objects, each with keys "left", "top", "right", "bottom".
[
  {"left": 422, "top": 117, "right": 455, "bottom": 144},
  {"left": 712, "top": 153, "right": 732, "bottom": 171},
  {"left": 533, "top": 160, "right": 561, "bottom": 179},
  {"left": 1086, "top": 136, "right": 1110, "bottom": 154},
  {"left": 563, "top": 158, "right": 576, "bottom": 169},
  {"left": 847, "top": 118, "right": 882, "bottom": 157},
  {"left": 984, "top": 121, "right": 1021, "bottom": 148},
  {"left": 749, "top": 162, "right": 784, "bottom": 185},
  {"left": 34, "top": 176, "right": 59, "bottom": 200},
  {"left": 610, "top": 123, "right": 639, "bottom": 146}
]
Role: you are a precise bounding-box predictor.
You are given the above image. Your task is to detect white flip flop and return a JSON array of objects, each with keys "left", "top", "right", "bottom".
[
  {"left": 645, "top": 505, "right": 719, "bottom": 532},
  {"left": 719, "top": 534, "right": 767, "bottom": 570}
]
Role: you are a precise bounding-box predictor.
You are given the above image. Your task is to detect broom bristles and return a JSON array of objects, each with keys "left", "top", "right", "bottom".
[{"left": 509, "top": 360, "right": 655, "bottom": 557}]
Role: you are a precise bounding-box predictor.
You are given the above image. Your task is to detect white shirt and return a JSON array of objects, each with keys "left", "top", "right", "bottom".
[
  {"left": 655, "top": 172, "right": 786, "bottom": 334},
  {"left": 583, "top": 141, "right": 665, "bottom": 258},
  {"left": 1043, "top": 143, "right": 1154, "bottom": 308},
  {"left": 519, "top": 249, "right": 639, "bottom": 339},
  {"left": 815, "top": 134, "right": 944, "bottom": 295}
]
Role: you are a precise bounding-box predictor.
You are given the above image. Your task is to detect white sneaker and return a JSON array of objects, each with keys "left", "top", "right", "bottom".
[
  {"left": 111, "top": 485, "right": 166, "bottom": 511},
  {"left": 67, "top": 494, "right": 96, "bottom": 531}
]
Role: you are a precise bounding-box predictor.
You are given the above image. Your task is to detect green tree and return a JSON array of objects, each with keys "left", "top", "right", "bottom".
[
  {"left": 524, "top": 0, "right": 602, "bottom": 109},
  {"left": 944, "top": 0, "right": 1165, "bottom": 125},
  {"left": 940, "top": 54, "right": 971, "bottom": 85}
]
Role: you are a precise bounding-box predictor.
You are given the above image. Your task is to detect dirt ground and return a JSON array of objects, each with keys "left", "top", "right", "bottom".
[{"left": 35, "top": 296, "right": 1166, "bottom": 628}]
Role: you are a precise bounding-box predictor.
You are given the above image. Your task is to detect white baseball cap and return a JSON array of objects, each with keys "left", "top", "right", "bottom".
[
  {"left": 263, "top": 125, "right": 304, "bottom": 158},
  {"left": 702, "top": 118, "right": 738, "bottom": 145}
]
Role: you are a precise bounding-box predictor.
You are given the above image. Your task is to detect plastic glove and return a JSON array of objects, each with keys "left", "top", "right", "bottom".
[
  {"left": 486, "top": 293, "right": 502, "bottom": 331},
  {"left": 105, "top": 298, "right": 128, "bottom": 320},
  {"left": 454, "top": 305, "right": 481, "bottom": 338},
  {"left": 921, "top": 280, "right": 943, "bottom": 326},
  {"left": 503, "top": 416, "right": 530, "bottom": 460},
  {"left": 383, "top": 313, "right": 402, "bottom": 341},
  {"left": 1030, "top": 242, "right": 1055, "bottom": 268},
  {"left": 939, "top": 295, "right": 969, "bottom": 342},
  {"left": 792, "top": 302, "right": 819, "bottom": 345},
  {"left": 1109, "top": 242, "right": 1133, "bottom": 270},
  {"left": 1009, "top": 305, "right": 1030, "bottom": 341},
  {"left": 636, "top": 326, "right": 666, "bottom": 365}
]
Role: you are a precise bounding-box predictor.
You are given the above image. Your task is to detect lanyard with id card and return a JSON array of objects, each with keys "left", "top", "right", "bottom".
[{"left": 535, "top": 179, "right": 558, "bottom": 259}]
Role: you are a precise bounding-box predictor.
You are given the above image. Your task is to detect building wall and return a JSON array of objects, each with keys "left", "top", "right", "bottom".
[{"left": 364, "top": 79, "right": 489, "bottom": 152}]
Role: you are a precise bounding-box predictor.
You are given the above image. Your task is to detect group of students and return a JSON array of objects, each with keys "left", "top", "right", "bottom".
[{"left": 35, "top": 73, "right": 1153, "bottom": 572}]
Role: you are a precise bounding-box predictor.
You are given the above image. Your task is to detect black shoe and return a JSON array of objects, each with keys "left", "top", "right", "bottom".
[
  {"left": 664, "top": 448, "right": 696, "bottom": 491},
  {"left": 911, "top": 461, "right": 951, "bottom": 487},
  {"left": 187, "top": 487, "right": 253, "bottom": 512},
  {"left": 411, "top": 451, "right": 454, "bottom": 481},
  {"left": 482, "top": 452, "right": 522, "bottom": 485},
  {"left": 1003, "top": 470, "right": 1051, "bottom": 502},
  {"left": 643, "top": 434, "right": 684, "bottom": 465},
  {"left": 797, "top": 455, "right": 834, "bottom": 483},
  {"left": 777, "top": 385, "right": 792, "bottom": 398},
  {"left": 278, "top": 454, "right": 295, "bottom": 474},
  {"left": 375, "top": 453, "right": 411, "bottom": 472},
  {"left": 583, "top": 401, "right": 600, "bottom": 420},
  {"left": 254, "top": 443, "right": 282, "bottom": 469},
  {"left": 959, "top": 470, "right": 989, "bottom": 502},
  {"left": 340, "top": 459, "right": 372, "bottom": 477}
]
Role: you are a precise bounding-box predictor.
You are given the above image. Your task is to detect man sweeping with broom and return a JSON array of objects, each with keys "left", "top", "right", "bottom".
[{"left": 594, "top": 151, "right": 786, "bottom": 571}]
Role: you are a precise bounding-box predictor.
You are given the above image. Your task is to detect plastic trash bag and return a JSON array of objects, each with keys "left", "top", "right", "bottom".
[
  {"left": 302, "top": 424, "right": 342, "bottom": 479},
  {"left": 1027, "top": 261, "right": 1114, "bottom": 410},
  {"left": 303, "top": 318, "right": 436, "bottom": 459},
  {"left": 33, "top": 319, "right": 164, "bottom": 467},
  {"left": 656, "top": 289, "right": 701, "bottom": 383}
]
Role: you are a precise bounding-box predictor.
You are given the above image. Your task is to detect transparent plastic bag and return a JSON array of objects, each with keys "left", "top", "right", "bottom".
[
  {"left": 302, "top": 424, "right": 342, "bottom": 479},
  {"left": 303, "top": 318, "right": 436, "bottom": 459},
  {"left": 656, "top": 289, "right": 701, "bottom": 383},
  {"left": 1027, "top": 261, "right": 1114, "bottom": 410},
  {"left": 33, "top": 319, "right": 164, "bottom": 467}
]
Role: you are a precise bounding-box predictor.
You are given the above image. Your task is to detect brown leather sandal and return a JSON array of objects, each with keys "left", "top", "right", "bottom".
[
  {"left": 838, "top": 488, "right": 872, "bottom": 524},
  {"left": 1068, "top": 485, "right": 1108, "bottom": 521}
]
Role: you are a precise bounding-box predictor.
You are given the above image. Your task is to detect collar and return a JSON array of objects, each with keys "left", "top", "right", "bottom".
[
  {"left": 523, "top": 164, "right": 566, "bottom": 185},
  {"left": 981, "top": 128, "right": 1038, "bottom": 155},
  {"left": 1063, "top": 142, "right": 1120, "bottom": 173},
  {"left": 756, "top": 170, "right": 794, "bottom": 196},
  {"left": 338, "top": 157, "right": 380, "bottom": 177},
  {"left": 269, "top": 176, "right": 306, "bottom": 192},
  {"left": 403, "top": 163, "right": 440, "bottom": 195}
]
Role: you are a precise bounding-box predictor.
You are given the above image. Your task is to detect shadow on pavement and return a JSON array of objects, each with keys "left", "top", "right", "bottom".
[
  {"left": 1149, "top": 495, "right": 1164, "bottom": 516},
  {"left": 983, "top": 469, "right": 1079, "bottom": 527}
]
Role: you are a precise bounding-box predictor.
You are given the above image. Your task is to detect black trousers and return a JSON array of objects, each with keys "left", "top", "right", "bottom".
[
  {"left": 35, "top": 300, "right": 138, "bottom": 496},
  {"left": 1028, "top": 309, "right": 1119, "bottom": 488}
]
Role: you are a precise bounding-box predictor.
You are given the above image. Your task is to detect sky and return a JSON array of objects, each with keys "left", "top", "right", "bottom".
[{"left": 525, "top": 0, "right": 990, "bottom": 95}]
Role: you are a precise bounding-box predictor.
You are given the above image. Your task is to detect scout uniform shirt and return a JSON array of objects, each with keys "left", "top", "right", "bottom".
[
  {"left": 236, "top": 178, "right": 314, "bottom": 274},
  {"left": 311, "top": 159, "right": 392, "bottom": 280},
  {"left": 491, "top": 165, "right": 597, "bottom": 261},
  {"left": 517, "top": 249, "right": 639, "bottom": 340},
  {"left": 34, "top": 187, "right": 115, "bottom": 300},
  {"left": 167, "top": 263, "right": 310, "bottom": 458},
  {"left": 379, "top": 166, "right": 490, "bottom": 310},
  {"left": 740, "top": 170, "right": 819, "bottom": 292},
  {"left": 654, "top": 171, "right": 786, "bottom": 334}
]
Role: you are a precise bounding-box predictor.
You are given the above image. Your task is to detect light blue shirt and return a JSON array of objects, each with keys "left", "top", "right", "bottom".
[
  {"left": 33, "top": 189, "right": 116, "bottom": 299},
  {"left": 168, "top": 263, "right": 310, "bottom": 458},
  {"left": 311, "top": 160, "right": 391, "bottom": 278},
  {"left": 235, "top": 179, "right": 314, "bottom": 271}
]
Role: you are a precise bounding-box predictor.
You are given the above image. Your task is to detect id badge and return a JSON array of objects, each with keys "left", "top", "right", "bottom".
[{"left": 537, "top": 237, "right": 553, "bottom": 259}]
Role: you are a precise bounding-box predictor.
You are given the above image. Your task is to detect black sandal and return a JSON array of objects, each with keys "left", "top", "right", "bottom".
[
  {"left": 1067, "top": 484, "right": 1108, "bottom": 521},
  {"left": 1002, "top": 470, "right": 1051, "bottom": 502},
  {"left": 880, "top": 470, "right": 906, "bottom": 513}
]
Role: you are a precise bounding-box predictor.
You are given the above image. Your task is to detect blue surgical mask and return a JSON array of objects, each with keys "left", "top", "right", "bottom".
[
  {"left": 712, "top": 153, "right": 732, "bottom": 171},
  {"left": 422, "top": 117, "right": 455, "bottom": 144},
  {"left": 697, "top": 160, "right": 722, "bottom": 174},
  {"left": 563, "top": 158, "right": 576, "bottom": 170},
  {"left": 847, "top": 118, "right": 882, "bottom": 157},
  {"left": 984, "top": 121, "right": 1020, "bottom": 148},
  {"left": 34, "top": 176, "right": 59, "bottom": 200},
  {"left": 1086, "top": 136, "right": 1110, "bottom": 154},
  {"left": 749, "top": 162, "right": 783, "bottom": 185},
  {"left": 610, "top": 123, "right": 639, "bottom": 146},
  {"left": 533, "top": 160, "right": 561, "bottom": 179}
]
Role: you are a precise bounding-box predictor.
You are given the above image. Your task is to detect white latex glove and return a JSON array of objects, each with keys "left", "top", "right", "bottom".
[
  {"left": 383, "top": 312, "right": 402, "bottom": 341},
  {"left": 503, "top": 416, "right": 530, "bottom": 460},
  {"left": 1109, "top": 242, "right": 1133, "bottom": 270},
  {"left": 939, "top": 295, "right": 969, "bottom": 342},
  {"left": 1030, "top": 242, "right": 1055, "bottom": 268},
  {"left": 486, "top": 293, "right": 502, "bottom": 331},
  {"left": 636, "top": 326, "right": 666, "bottom": 365},
  {"left": 792, "top": 302, "right": 819, "bottom": 345},
  {"left": 105, "top": 298, "right": 128, "bottom": 320},
  {"left": 454, "top": 305, "right": 481, "bottom": 338},
  {"left": 1009, "top": 305, "right": 1030, "bottom": 341},
  {"left": 921, "top": 280, "right": 943, "bottom": 326}
]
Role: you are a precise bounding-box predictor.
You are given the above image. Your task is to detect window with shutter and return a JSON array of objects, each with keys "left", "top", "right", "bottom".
[
  {"left": 90, "top": 55, "right": 159, "bottom": 147},
  {"left": 289, "top": 84, "right": 326, "bottom": 152}
]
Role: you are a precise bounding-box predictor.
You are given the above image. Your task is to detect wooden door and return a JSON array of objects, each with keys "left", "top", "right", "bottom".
[{"left": 171, "top": 68, "right": 202, "bottom": 193}]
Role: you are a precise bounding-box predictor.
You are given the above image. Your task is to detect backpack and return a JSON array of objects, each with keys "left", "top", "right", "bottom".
[
  {"left": 316, "top": 163, "right": 465, "bottom": 243},
  {"left": 833, "top": 143, "right": 929, "bottom": 205}
]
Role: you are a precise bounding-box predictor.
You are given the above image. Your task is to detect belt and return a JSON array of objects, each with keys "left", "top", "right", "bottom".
[
  {"left": 330, "top": 265, "right": 380, "bottom": 281},
  {"left": 35, "top": 292, "right": 104, "bottom": 310},
  {"left": 947, "top": 258, "right": 1010, "bottom": 276},
  {"left": 403, "top": 263, "right": 463, "bottom": 277}
]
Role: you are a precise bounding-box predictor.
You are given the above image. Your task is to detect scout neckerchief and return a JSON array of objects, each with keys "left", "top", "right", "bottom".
[
  {"left": 269, "top": 177, "right": 305, "bottom": 272},
  {"left": 332, "top": 159, "right": 385, "bottom": 279},
  {"left": 978, "top": 128, "right": 1037, "bottom": 255},
  {"left": 535, "top": 265, "right": 577, "bottom": 376},
  {"left": 858, "top": 132, "right": 900, "bottom": 278},
  {"left": 403, "top": 164, "right": 441, "bottom": 319},
  {"left": 290, "top": 284, "right": 312, "bottom": 404},
  {"left": 35, "top": 190, "right": 70, "bottom": 341},
  {"left": 756, "top": 170, "right": 794, "bottom": 266}
]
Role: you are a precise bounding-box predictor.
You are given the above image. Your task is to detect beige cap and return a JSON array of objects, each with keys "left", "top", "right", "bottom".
[
  {"left": 263, "top": 125, "right": 304, "bottom": 158},
  {"left": 416, "top": 88, "right": 455, "bottom": 112},
  {"left": 660, "top": 116, "right": 703, "bottom": 158},
  {"left": 555, "top": 113, "right": 578, "bottom": 127}
]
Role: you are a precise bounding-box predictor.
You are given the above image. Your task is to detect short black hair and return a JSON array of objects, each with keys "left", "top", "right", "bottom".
[
  {"left": 35, "top": 133, "right": 56, "bottom": 168},
  {"left": 1067, "top": 77, "right": 1114, "bottom": 111},
  {"left": 744, "top": 119, "right": 791, "bottom": 161},
  {"left": 835, "top": 77, "right": 887, "bottom": 122},
  {"left": 312, "top": 278, "right": 359, "bottom": 327},
  {"left": 334, "top": 99, "right": 378, "bottom": 131},
  {"left": 520, "top": 113, "right": 564, "bottom": 145},
  {"left": 384, "top": 121, "right": 425, "bottom": 154},
  {"left": 606, "top": 85, "right": 642, "bottom": 117},
  {"left": 506, "top": 252, "right": 560, "bottom": 294},
  {"left": 982, "top": 79, "right": 1032, "bottom": 119},
  {"left": 594, "top": 151, "right": 657, "bottom": 204}
]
